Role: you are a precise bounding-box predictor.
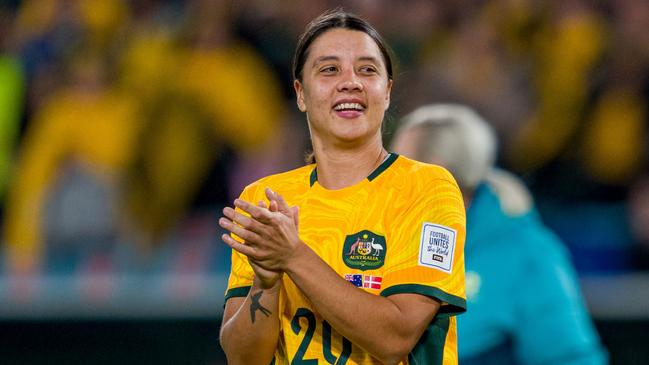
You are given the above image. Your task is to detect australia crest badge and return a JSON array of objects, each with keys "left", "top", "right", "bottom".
[{"left": 342, "top": 230, "right": 386, "bottom": 270}]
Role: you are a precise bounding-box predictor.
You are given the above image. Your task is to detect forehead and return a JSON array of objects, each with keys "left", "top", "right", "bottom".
[{"left": 307, "top": 28, "right": 385, "bottom": 65}]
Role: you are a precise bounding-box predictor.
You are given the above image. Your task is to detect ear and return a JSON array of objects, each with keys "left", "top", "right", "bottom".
[
  {"left": 294, "top": 80, "right": 307, "bottom": 112},
  {"left": 384, "top": 79, "right": 393, "bottom": 111}
]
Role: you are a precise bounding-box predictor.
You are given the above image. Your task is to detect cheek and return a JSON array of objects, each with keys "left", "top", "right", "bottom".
[
  {"left": 369, "top": 83, "right": 390, "bottom": 104},
  {"left": 303, "top": 85, "right": 329, "bottom": 107}
]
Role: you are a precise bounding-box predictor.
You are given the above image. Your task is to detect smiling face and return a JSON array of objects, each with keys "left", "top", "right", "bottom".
[{"left": 294, "top": 28, "right": 393, "bottom": 148}]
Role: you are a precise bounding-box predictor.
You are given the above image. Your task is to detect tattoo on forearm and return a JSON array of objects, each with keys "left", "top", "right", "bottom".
[{"left": 250, "top": 290, "right": 272, "bottom": 323}]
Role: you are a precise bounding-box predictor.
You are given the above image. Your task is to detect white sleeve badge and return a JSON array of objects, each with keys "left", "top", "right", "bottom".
[{"left": 418, "top": 222, "right": 457, "bottom": 273}]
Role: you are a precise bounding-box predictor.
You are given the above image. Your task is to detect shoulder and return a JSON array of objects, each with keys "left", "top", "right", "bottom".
[
  {"left": 386, "top": 156, "right": 465, "bottom": 223},
  {"left": 479, "top": 171, "right": 569, "bottom": 258},
  {"left": 240, "top": 164, "right": 314, "bottom": 198},
  {"left": 389, "top": 155, "right": 457, "bottom": 183},
  {"left": 483, "top": 169, "right": 533, "bottom": 217},
  {"left": 389, "top": 155, "right": 461, "bottom": 193}
]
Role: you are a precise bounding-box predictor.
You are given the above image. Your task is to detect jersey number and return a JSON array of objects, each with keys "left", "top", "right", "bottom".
[{"left": 291, "top": 308, "right": 352, "bottom": 364}]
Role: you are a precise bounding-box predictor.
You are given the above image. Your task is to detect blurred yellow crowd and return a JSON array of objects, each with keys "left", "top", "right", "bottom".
[{"left": 0, "top": 0, "right": 648, "bottom": 276}]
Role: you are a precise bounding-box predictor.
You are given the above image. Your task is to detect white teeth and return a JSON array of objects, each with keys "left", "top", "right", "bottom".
[{"left": 334, "top": 103, "right": 364, "bottom": 111}]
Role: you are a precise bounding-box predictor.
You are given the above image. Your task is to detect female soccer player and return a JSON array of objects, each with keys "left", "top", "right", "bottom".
[{"left": 218, "top": 9, "right": 467, "bottom": 365}]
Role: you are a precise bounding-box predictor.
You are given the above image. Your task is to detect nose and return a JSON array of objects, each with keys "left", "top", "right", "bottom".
[{"left": 337, "top": 70, "right": 363, "bottom": 92}]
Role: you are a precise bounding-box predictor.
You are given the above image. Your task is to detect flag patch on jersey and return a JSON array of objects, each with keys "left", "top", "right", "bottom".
[
  {"left": 418, "top": 222, "right": 457, "bottom": 273},
  {"left": 344, "top": 274, "right": 383, "bottom": 290}
]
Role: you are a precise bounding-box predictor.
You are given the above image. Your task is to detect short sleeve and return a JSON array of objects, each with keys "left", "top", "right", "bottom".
[
  {"left": 381, "top": 174, "right": 467, "bottom": 317},
  {"left": 224, "top": 185, "right": 257, "bottom": 301}
]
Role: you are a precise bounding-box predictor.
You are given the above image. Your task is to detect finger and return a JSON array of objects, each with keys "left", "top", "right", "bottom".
[
  {"left": 223, "top": 206, "right": 265, "bottom": 234},
  {"left": 266, "top": 188, "right": 291, "bottom": 213},
  {"left": 291, "top": 206, "right": 300, "bottom": 228},
  {"left": 274, "top": 192, "right": 291, "bottom": 212},
  {"left": 221, "top": 233, "right": 257, "bottom": 258},
  {"left": 257, "top": 200, "right": 268, "bottom": 209},
  {"left": 269, "top": 200, "right": 279, "bottom": 213},
  {"left": 234, "top": 198, "right": 274, "bottom": 223},
  {"left": 219, "top": 217, "right": 263, "bottom": 244}
]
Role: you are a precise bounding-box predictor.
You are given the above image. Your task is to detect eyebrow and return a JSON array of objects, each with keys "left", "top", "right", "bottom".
[
  {"left": 314, "top": 55, "right": 339, "bottom": 64},
  {"left": 312, "top": 55, "right": 381, "bottom": 66}
]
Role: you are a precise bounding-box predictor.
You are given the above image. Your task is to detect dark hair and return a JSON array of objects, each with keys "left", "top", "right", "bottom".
[{"left": 292, "top": 9, "right": 394, "bottom": 82}]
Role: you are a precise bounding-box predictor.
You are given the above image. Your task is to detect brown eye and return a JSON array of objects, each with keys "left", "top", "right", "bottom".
[
  {"left": 359, "top": 66, "right": 378, "bottom": 74},
  {"left": 320, "top": 66, "right": 338, "bottom": 74}
]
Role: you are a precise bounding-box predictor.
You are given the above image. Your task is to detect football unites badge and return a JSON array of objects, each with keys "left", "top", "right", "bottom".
[{"left": 342, "top": 230, "right": 386, "bottom": 270}]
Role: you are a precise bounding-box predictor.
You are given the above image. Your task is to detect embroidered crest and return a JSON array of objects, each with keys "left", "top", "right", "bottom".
[{"left": 342, "top": 230, "right": 386, "bottom": 270}]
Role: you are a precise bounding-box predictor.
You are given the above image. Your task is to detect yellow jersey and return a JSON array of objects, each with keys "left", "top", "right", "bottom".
[{"left": 226, "top": 154, "right": 466, "bottom": 365}]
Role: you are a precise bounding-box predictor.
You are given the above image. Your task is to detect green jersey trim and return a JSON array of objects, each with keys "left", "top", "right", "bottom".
[
  {"left": 225, "top": 286, "right": 251, "bottom": 301},
  {"left": 380, "top": 283, "right": 466, "bottom": 318},
  {"left": 309, "top": 153, "right": 400, "bottom": 187},
  {"left": 367, "top": 153, "right": 399, "bottom": 181},
  {"left": 408, "top": 317, "right": 450, "bottom": 365},
  {"left": 309, "top": 167, "right": 317, "bottom": 187}
]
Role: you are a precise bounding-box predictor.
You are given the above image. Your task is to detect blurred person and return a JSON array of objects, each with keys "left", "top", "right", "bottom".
[
  {"left": 219, "top": 10, "right": 466, "bottom": 365},
  {"left": 406, "top": 3, "right": 532, "bottom": 146},
  {"left": 177, "top": 0, "right": 284, "bottom": 156},
  {"left": 0, "top": 3, "right": 25, "bottom": 209},
  {"left": 12, "top": 0, "right": 127, "bottom": 118},
  {"left": 117, "top": 0, "right": 183, "bottom": 105},
  {"left": 391, "top": 103, "right": 607, "bottom": 365},
  {"left": 501, "top": 0, "right": 647, "bottom": 200},
  {"left": 506, "top": 0, "right": 607, "bottom": 174},
  {"left": 503, "top": 0, "right": 646, "bottom": 273},
  {"left": 578, "top": 0, "right": 649, "bottom": 188},
  {"left": 174, "top": 0, "right": 289, "bottom": 199},
  {"left": 2, "top": 47, "right": 141, "bottom": 275},
  {"left": 10, "top": 0, "right": 81, "bottom": 133},
  {"left": 118, "top": 0, "right": 292, "bottom": 250}
]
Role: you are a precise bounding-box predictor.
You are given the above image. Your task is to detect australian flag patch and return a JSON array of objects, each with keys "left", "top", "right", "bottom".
[{"left": 345, "top": 274, "right": 382, "bottom": 290}]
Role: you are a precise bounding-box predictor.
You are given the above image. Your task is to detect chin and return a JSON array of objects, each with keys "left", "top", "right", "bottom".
[{"left": 333, "top": 128, "right": 375, "bottom": 145}]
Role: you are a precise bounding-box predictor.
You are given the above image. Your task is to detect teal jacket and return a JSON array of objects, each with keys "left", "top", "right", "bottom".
[{"left": 458, "top": 170, "right": 607, "bottom": 365}]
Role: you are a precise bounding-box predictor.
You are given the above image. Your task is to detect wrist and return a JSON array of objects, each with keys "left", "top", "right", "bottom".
[
  {"left": 284, "top": 240, "right": 310, "bottom": 275},
  {"left": 254, "top": 274, "right": 283, "bottom": 292}
]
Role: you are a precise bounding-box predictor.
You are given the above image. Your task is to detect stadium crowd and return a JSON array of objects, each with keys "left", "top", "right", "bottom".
[{"left": 0, "top": 0, "right": 648, "bottom": 283}]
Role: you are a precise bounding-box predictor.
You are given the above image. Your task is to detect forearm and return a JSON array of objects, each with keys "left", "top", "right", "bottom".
[
  {"left": 285, "top": 243, "right": 435, "bottom": 364},
  {"left": 220, "top": 278, "right": 281, "bottom": 365}
]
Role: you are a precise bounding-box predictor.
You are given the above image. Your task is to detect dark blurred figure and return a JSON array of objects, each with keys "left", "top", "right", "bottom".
[
  {"left": 392, "top": 104, "right": 607, "bottom": 365},
  {"left": 629, "top": 176, "right": 649, "bottom": 269}
]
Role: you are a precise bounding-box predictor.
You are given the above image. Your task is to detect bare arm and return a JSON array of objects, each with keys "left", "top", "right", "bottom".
[
  {"left": 219, "top": 277, "right": 281, "bottom": 365},
  {"left": 220, "top": 199, "right": 289, "bottom": 365}
]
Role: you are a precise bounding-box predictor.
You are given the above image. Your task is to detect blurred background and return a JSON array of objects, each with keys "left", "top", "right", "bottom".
[{"left": 0, "top": 0, "right": 647, "bottom": 364}]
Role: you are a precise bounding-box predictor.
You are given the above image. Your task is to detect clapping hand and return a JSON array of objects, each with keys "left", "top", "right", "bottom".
[{"left": 220, "top": 188, "right": 300, "bottom": 289}]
